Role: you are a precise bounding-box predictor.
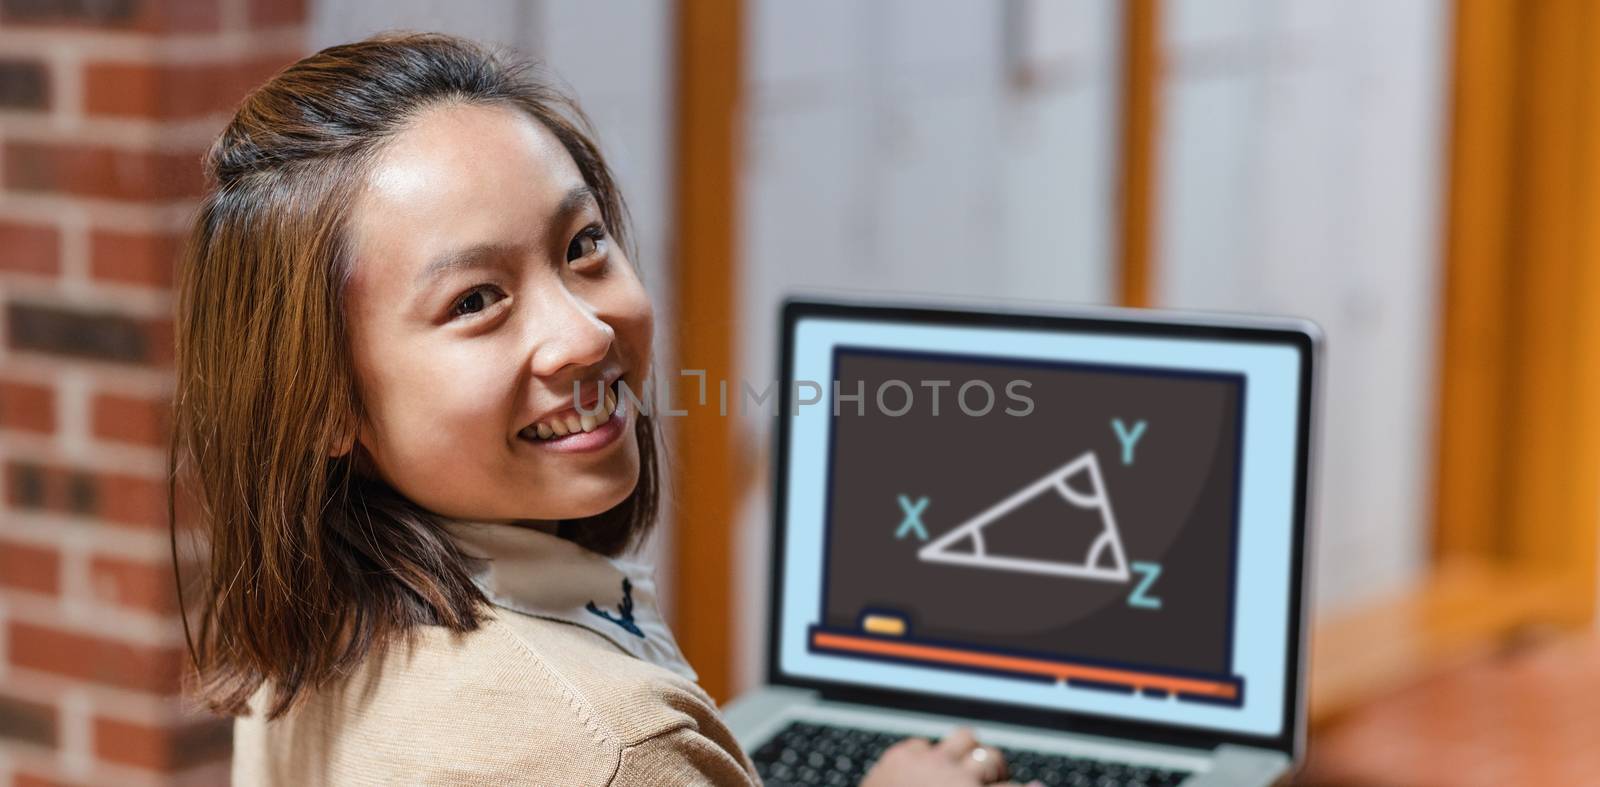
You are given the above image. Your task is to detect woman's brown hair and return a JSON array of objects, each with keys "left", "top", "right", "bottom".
[{"left": 169, "top": 32, "right": 660, "bottom": 720}]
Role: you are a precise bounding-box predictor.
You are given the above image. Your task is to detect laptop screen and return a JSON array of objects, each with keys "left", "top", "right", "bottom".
[{"left": 772, "top": 305, "right": 1312, "bottom": 743}]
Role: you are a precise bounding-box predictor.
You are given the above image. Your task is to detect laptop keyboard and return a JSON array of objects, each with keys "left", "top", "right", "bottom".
[{"left": 750, "top": 721, "right": 1193, "bottom": 786}]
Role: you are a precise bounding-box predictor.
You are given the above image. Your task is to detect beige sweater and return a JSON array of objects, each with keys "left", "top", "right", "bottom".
[{"left": 232, "top": 521, "right": 760, "bottom": 785}]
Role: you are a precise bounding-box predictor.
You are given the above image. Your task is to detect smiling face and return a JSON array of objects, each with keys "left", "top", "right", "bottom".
[{"left": 341, "top": 102, "right": 653, "bottom": 524}]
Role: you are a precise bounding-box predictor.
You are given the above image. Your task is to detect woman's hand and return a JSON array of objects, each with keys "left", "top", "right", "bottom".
[{"left": 859, "top": 727, "right": 1042, "bottom": 787}]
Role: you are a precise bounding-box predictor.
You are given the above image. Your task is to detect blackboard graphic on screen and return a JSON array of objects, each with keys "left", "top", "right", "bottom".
[{"left": 807, "top": 347, "right": 1248, "bottom": 706}]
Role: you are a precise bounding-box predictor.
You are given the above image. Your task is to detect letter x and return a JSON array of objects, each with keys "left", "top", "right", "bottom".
[{"left": 895, "top": 494, "right": 930, "bottom": 541}]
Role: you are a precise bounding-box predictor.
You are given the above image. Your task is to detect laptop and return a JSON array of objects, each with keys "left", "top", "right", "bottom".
[{"left": 723, "top": 298, "right": 1320, "bottom": 787}]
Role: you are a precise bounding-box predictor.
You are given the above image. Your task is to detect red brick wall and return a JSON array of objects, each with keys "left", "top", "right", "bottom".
[{"left": 0, "top": 1, "right": 304, "bottom": 784}]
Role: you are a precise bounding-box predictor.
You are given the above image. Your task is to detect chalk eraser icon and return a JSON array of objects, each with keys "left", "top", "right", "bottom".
[{"left": 861, "top": 614, "right": 907, "bottom": 637}]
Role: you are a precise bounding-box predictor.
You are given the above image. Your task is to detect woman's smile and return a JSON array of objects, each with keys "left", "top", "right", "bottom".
[{"left": 518, "top": 381, "right": 629, "bottom": 454}]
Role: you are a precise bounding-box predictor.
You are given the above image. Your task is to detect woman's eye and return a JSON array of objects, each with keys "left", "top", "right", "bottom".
[
  {"left": 566, "top": 225, "right": 608, "bottom": 264},
  {"left": 449, "top": 286, "right": 505, "bottom": 319}
]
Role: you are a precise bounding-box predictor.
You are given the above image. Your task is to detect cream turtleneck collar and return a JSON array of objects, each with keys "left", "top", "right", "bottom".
[{"left": 439, "top": 518, "right": 698, "bottom": 682}]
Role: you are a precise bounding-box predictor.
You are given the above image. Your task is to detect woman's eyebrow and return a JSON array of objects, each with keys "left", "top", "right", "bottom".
[
  {"left": 413, "top": 185, "right": 597, "bottom": 288},
  {"left": 554, "top": 184, "right": 597, "bottom": 222},
  {"left": 414, "top": 242, "right": 518, "bottom": 288}
]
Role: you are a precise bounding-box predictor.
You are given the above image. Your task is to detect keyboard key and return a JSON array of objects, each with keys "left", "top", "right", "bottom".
[{"left": 747, "top": 720, "right": 1193, "bottom": 786}]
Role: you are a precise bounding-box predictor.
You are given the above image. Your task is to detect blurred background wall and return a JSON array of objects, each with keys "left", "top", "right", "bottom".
[
  {"left": 0, "top": 0, "right": 1597, "bottom": 785},
  {"left": 1154, "top": 0, "right": 1450, "bottom": 611}
]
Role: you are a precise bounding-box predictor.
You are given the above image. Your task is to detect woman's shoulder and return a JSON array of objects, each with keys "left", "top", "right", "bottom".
[
  {"left": 485, "top": 605, "right": 739, "bottom": 747},
  {"left": 233, "top": 616, "right": 623, "bottom": 784},
  {"left": 232, "top": 607, "right": 756, "bottom": 785},
  {"left": 485, "top": 607, "right": 760, "bottom": 785}
]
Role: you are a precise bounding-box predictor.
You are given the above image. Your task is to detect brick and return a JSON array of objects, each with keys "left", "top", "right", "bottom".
[
  {"left": 6, "top": 302, "right": 169, "bottom": 365},
  {"left": 94, "top": 716, "right": 230, "bottom": 771},
  {"left": 0, "top": 692, "right": 56, "bottom": 748},
  {"left": 13, "top": 772, "right": 82, "bottom": 787},
  {"left": 0, "top": 0, "right": 219, "bottom": 33},
  {"left": 97, "top": 471, "right": 168, "bottom": 528},
  {"left": 0, "top": 538, "right": 60, "bottom": 595},
  {"left": 0, "top": 220, "right": 60, "bottom": 277},
  {"left": 0, "top": 379, "right": 55, "bottom": 433},
  {"left": 169, "top": 473, "right": 206, "bottom": 534},
  {"left": 8, "top": 621, "right": 184, "bottom": 693},
  {"left": 91, "top": 391, "right": 168, "bottom": 446},
  {"left": 0, "top": 58, "right": 48, "bottom": 110},
  {"left": 3, "top": 141, "right": 204, "bottom": 202},
  {"left": 4, "top": 461, "right": 95, "bottom": 515},
  {"left": 89, "top": 555, "right": 175, "bottom": 613},
  {"left": 247, "top": 0, "right": 302, "bottom": 27},
  {"left": 84, "top": 56, "right": 289, "bottom": 120},
  {"left": 88, "top": 228, "right": 180, "bottom": 288},
  {"left": 6, "top": 462, "right": 47, "bottom": 508},
  {"left": 5, "top": 461, "right": 168, "bottom": 529},
  {"left": 65, "top": 471, "right": 95, "bottom": 514},
  {"left": 146, "top": 316, "right": 175, "bottom": 365}
]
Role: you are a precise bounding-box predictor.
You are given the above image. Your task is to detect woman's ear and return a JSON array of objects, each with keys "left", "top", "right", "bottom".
[
  {"left": 330, "top": 416, "right": 359, "bottom": 459},
  {"left": 330, "top": 428, "right": 356, "bottom": 458}
]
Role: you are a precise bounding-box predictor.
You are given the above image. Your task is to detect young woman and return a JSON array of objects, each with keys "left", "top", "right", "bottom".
[{"left": 171, "top": 33, "right": 1030, "bottom": 786}]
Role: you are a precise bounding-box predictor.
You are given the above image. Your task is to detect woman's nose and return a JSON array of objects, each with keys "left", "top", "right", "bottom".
[{"left": 527, "top": 289, "right": 614, "bottom": 377}]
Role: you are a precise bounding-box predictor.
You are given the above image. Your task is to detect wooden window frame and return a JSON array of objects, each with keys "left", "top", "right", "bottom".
[{"left": 669, "top": 0, "right": 744, "bottom": 702}]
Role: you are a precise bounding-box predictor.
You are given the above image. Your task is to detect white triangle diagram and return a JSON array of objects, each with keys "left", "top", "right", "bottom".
[{"left": 917, "top": 451, "right": 1131, "bottom": 583}]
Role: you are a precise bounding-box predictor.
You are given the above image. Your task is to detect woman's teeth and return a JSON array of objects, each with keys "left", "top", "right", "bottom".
[{"left": 522, "top": 387, "right": 616, "bottom": 441}]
